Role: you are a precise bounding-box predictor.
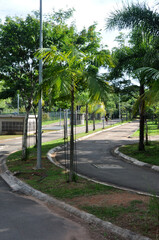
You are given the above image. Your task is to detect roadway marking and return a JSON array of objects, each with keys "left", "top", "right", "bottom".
[
  {"left": 92, "top": 164, "right": 123, "bottom": 169},
  {"left": 0, "top": 146, "right": 5, "bottom": 150}
]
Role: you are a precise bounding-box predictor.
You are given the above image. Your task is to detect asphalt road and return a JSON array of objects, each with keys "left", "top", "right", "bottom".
[
  {"left": 56, "top": 121, "right": 159, "bottom": 195},
  {"left": 0, "top": 177, "right": 92, "bottom": 240},
  {"left": 1, "top": 121, "right": 116, "bottom": 240},
  {"left": 0, "top": 119, "right": 121, "bottom": 240}
]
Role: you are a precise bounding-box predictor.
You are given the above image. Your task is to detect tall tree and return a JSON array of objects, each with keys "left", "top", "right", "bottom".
[
  {"left": 0, "top": 9, "right": 75, "bottom": 159},
  {"left": 37, "top": 43, "right": 111, "bottom": 181},
  {"left": 106, "top": 2, "right": 158, "bottom": 150}
]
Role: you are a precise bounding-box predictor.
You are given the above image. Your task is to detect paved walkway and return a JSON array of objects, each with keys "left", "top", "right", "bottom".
[
  {"left": 0, "top": 120, "right": 157, "bottom": 240},
  {"left": 1, "top": 121, "right": 120, "bottom": 240},
  {"left": 56, "top": 121, "right": 159, "bottom": 195},
  {"left": 0, "top": 177, "right": 92, "bottom": 240}
]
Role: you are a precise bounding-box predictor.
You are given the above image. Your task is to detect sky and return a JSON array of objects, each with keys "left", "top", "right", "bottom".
[{"left": 0, "top": 0, "right": 156, "bottom": 49}]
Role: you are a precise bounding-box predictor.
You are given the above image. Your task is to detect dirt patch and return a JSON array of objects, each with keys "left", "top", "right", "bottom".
[
  {"left": 65, "top": 191, "right": 150, "bottom": 207},
  {"left": 65, "top": 191, "right": 159, "bottom": 239}
]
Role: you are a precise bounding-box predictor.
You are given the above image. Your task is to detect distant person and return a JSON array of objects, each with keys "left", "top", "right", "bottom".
[{"left": 105, "top": 115, "right": 108, "bottom": 124}]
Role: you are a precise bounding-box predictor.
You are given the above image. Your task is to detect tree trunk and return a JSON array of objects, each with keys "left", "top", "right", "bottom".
[
  {"left": 64, "top": 110, "right": 68, "bottom": 139},
  {"left": 22, "top": 111, "right": 29, "bottom": 160},
  {"left": 158, "top": 116, "right": 159, "bottom": 129},
  {"left": 93, "top": 113, "right": 95, "bottom": 131},
  {"left": 145, "top": 119, "right": 149, "bottom": 145},
  {"left": 139, "top": 84, "right": 145, "bottom": 151},
  {"left": 85, "top": 103, "right": 88, "bottom": 133},
  {"left": 69, "top": 87, "right": 74, "bottom": 182}
]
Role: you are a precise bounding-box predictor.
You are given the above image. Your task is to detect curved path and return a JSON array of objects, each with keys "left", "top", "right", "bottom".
[
  {"left": 1, "top": 120, "right": 158, "bottom": 239},
  {"left": 0, "top": 177, "right": 92, "bottom": 240},
  {"left": 56, "top": 121, "right": 159, "bottom": 195},
  {"left": 1, "top": 123, "right": 114, "bottom": 240}
]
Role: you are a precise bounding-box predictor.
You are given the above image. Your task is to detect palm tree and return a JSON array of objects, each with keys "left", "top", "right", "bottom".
[
  {"left": 106, "top": 2, "right": 159, "bottom": 35},
  {"left": 36, "top": 45, "right": 111, "bottom": 181},
  {"left": 106, "top": 2, "right": 159, "bottom": 151}
]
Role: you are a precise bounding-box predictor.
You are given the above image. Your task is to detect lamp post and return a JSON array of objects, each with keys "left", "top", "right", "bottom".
[{"left": 37, "top": 0, "right": 43, "bottom": 169}]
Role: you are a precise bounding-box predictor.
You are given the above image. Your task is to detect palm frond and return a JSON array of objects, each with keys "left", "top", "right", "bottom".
[
  {"left": 87, "top": 75, "right": 111, "bottom": 102},
  {"left": 106, "top": 2, "right": 159, "bottom": 35}
]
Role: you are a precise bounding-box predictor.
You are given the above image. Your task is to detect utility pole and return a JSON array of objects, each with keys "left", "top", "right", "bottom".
[{"left": 37, "top": 0, "right": 43, "bottom": 169}]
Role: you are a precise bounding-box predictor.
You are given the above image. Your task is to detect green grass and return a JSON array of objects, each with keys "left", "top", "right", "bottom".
[
  {"left": 0, "top": 135, "right": 22, "bottom": 140},
  {"left": 7, "top": 125, "right": 121, "bottom": 199},
  {"left": 7, "top": 144, "right": 115, "bottom": 199},
  {"left": 132, "top": 121, "right": 159, "bottom": 137},
  {"left": 6, "top": 120, "right": 129, "bottom": 200},
  {"left": 42, "top": 120, "right": 59, "bottom": 126},
  {"left": 42, "top": 119, "right": 102, "bottom": 126},
  {"left": 120, "top": 141, "right": 159, "bottom": 166},
  {"left": 6, "top": 120, "right": 159, "bottom": 239},
  {"left": 7, "top": 120, "right": 128, "bottom": 199},
  {"left": 81, "top": 200, "right": 144, "bottom": 221}
]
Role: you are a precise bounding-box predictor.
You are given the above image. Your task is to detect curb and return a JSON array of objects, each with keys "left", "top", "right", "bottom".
[
  {"left": 0, "top": 156, "right": 151, "bottom": 240},
  {"left": 114, "top": 147, "right": 159, "bottom": 173},
  {"left": 0, "top": 122, "right": 151, "bottom": 240}
]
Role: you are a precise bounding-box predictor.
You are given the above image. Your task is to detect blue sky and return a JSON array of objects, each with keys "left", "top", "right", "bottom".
[{"left": 0, "top": 0, "right": 156, "bottom": 49}]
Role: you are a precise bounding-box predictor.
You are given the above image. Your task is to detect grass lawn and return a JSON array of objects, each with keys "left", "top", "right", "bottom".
[
  {"left": 120, "top": 141, "right": 159, "bottom": 166},
  {"left": 42, "top": 120, "right": 60, "bottom": 125},
  {"left": 132, "top": 121, "right": 159, "bottom": 137},
  {"left": 0, "top": 135, "right": 22, "bottom": 140},
  {"left": 6, "top": 121, "right": 159, "bottom": 240},
  {"left": 7, "top": 143, "right": 159, "bottom": 240},
  {"left": 42, "top": 119, "right": 102, "bottom": 126},
  {"left": 120, "top": 121, "right": 159, "bottom": 166}
]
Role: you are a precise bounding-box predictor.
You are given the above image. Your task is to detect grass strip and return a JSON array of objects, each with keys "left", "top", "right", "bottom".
[
  {"left": 132, "top": 121, "right": 159, "bottom": 137},
  {"left": 120, "top": 141, "right": 159, "bottom": 166},
  {"left": 7, "top": 146, "right": 116, "bottom": 200}
]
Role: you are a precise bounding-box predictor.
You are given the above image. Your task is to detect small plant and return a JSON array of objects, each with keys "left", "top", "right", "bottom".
[
  {"left": 42, "top": 112, "right": 50, "bottom": 121},
  {"left": 149, "top": 195, "right": 159, "bottom": 224}
]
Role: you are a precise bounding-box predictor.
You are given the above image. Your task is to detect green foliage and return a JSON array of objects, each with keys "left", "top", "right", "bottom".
[
  {"left": 106, "top": 2, "right": 159, "bottom": 35},
  {"left": 42, "top": 112, "right": 50, "bottom": 121},
  {"left": 106, "top": 1, "right": 159, "bottom": 151},
  {"left": 149, "top": 195, "right": 159, "bottom": 223}
]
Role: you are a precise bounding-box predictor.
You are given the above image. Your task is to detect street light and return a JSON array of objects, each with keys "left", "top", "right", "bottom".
[{"left": 37, "top": 0, "right": 43, "bottom": 169}]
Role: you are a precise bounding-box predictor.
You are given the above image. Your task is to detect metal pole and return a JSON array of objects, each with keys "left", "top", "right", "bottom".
[
  {"left": 59, "top": 108, "right": 61, "bottom": 126},
  {"left": 119, "top": 93, "right": 121, "bottom": 120},
  {"left": 37, "top": 0, "right": 43, "bottom": 169},
  {"left": 102, "top": 117, "right": 104, "bottom": 129}
]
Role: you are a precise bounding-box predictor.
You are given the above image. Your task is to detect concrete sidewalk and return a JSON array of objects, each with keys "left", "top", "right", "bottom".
[{"left": 55, "top": 121, "right": 159, "bottom": 195}]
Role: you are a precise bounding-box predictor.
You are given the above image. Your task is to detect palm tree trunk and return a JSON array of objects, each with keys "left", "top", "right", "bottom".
[
  {"left": 139, "top": 84, "right": 145, "bottom": 151},
  {"left": 145, "top": 119, "right": 149, "bottom": 145},
  {"left": 86, "top": 103, "right": 88, "bottom": 133},
  {"left": 157, "top": 116, "right": 159, "bottom": 129},
  {"left": 69, "top": 86, "right": 74, "bottom": 182}
]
